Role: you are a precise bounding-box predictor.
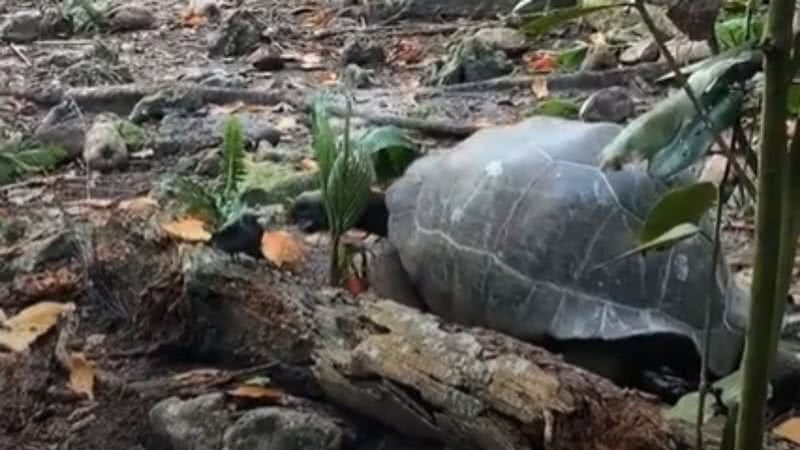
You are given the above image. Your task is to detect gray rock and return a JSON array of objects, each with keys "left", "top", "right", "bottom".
[
  {"left": 340, "top": 37, "right": 386, "bottom": 66},
  {"left": 579, "top": 87, "right": 635, "bottom": 123},
  {"left": 579, "top": 43, "right": 616, "bottom": 71},
  {"left": 107, "top": 4, "right": 157, "bottom": 32},
  {"left": 341, "top": 64, "right": 376, "bottom": 89},
  {"left": 208, "top": 9, "right": 262, "bottom": 58},
  {"left": 4, "top": 232, "right": 79, "bottom": 279},
  {"left": 153, "top": 113, "right": 281, "bottom": 155},
  {"left": 33, "top": 99, "right": 85, "bottom": 159},
  {"left": 222, "top": 408, "right": 342, "bottom": 450},
  {"left": 620, "top": 39, "right": 659, "bottom": 65},
  {"left": 195, "top": 148, "right": 220, "bottom": 176},
  {"left": 472, "top": 27, "right": 527, "bottom": 56},
  {"left": 0, "top": 10, "right": 42, "bottom": 43},
  {"left": 83, "top": 114, "right": 129, "bottom": 172},
  {"left": 429, "top": 36, "right": 514, "bottom": 85},
  {"left": 361, "top": 0, "right": 576, "bottom": 20},
  {"left": 149, "top": 394, "right": 232, "bottom": 450}
]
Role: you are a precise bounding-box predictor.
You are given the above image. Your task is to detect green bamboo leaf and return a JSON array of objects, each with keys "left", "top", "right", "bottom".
[
  {"left": 353, "top": 126, "right": 419, "bottom": 181},
  {"left": 640, "top": 182, "right": 717, "bottom": 245},
  {"left": 519, "top": 3, "right": 630, "bottom": 38},
  {"left": 665, "top": 370, "right": 742, "bottom": 424},
  {"left": 527, "top": 98, "right": 581, "bottom": 119},
  {"left": 311, "top": 95, "right": 337, "bottom": 192},
  {"left": 629, "top": 223, "right": 700, "bottom": 257},
  {"left": 557, "top": 45, "right": 589, "bottom": 71}
]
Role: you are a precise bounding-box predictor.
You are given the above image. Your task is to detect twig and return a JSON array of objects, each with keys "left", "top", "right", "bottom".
[
  {"left": 313, "top": 22, "right": 481, "bottom": 40},
  {"left": 400, "top": 62, "right": 672, "bottom": 97},
  {"left": 8, "top": 43, "right": 31, "bottom": 66},
  {"left": 322, "top": 103, "right": 481, "bottom": 138},
  {"left": 0, "top": 173, "right": 84, "bottom": 194},
  {"left": 696, "top": 131, "right": 736, "bottom": 450}
]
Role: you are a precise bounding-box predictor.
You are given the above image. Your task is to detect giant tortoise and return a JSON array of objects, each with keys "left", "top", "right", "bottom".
[{"left": 294, "top": 116, "right": 751, "bottom": 398}]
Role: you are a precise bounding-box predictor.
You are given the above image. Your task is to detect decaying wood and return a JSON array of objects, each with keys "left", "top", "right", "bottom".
[{"left": 119, "top": 237, "right": 796, "bottom": 450}]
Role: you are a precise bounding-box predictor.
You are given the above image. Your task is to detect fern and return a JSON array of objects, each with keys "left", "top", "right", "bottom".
[
  {"left": 171, "top": 114, "right": 248, "bottom": 230},
  {"left": 220, "top": 115, "right": 246, "bottom": 202}
]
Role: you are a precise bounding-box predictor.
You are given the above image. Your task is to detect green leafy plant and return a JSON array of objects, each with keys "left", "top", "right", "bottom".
[
  {"left": 517, "top": 3, "right": 630, "bottom": 38},
  {"left": 350, "top": 126, "right": 418, "bottom": 183},
  {"left": 0, "top": 141, "right": 68, "bottom": 186},
  {"left": 172, "top": 115, "right": 247, "bottom": 229},
  {"left": 311, "top": 94, "right": 376, "bottom": 286},
  {"left": 61, "top": 0, "right": 110, "bottom": 33}
]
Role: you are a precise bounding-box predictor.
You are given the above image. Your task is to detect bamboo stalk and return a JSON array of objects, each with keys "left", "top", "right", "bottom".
[{"left": 735, "top": 1, "right": 796, "bottom": 449}]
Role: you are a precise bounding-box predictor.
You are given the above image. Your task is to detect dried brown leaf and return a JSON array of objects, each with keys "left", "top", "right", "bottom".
[
  {"left": 774, "top": 417, "right": 800, "bottom": 444},
  {"left": 0, "top": 302, "right": 76, "bottom": 352},
  {"left": 161, "top": 217, "right": 212, "bottom": 242},
  {"left": 261, "top": 230, "right": 305, "bottom": 271},
  {"left": 227, "top": 384, "right": 285, "bottom": 404},
  {"left": 67, "top": 352, "right": 95, "bottom": 400}
]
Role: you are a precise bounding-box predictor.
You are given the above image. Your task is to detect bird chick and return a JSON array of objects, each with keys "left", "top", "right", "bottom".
[{"left": 209, "top": 214, "right": 264, "bottom": 260}]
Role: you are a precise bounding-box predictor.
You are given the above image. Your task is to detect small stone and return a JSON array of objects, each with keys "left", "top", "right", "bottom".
[
  {"left": 579, "top": 87, "right": 635, "bottom": 123},
  {"left": 208, "top": 9, "right": 262, "bottom": 58},
  {"left": 248, "top": 46, "right": 285, "bottom": 71},
  {"left": 84, "top": 114, "right": 129, "bottom": 172},
  {"left": 150, "top": 394, "right": 232, "bottom": 450},
  {"left": 473, "top": 27, "right": 527, "bottom": 56},
  {"left": 341, "top": 36, "right": 386, "bottom": 66},
  {"left": 195, "top": 148, "right": 220, "bottom": 176},
  {"left": 620, "top": 39, "right": 659, "bottom": 65},
  {"left": 665, "top": 38, "right": 712, "bottom": 65},
  {"left": 33, "top": 100, "right": 85, "bottom": 159},
  {"left": 107, "top": 4, "right": 157, "bottom": 32},
  {"left": 580, "top": 43, "right": 616, "bottom": 71},
  {"left": 667, "top": 0, "right": 722, "bottom": 41},
  {"left": 0, "top": 10, "right": 43, "bottom": 43},
  {"left": 222, "top": 407, "right": 343, "bottom": 450},
  {"left": 342, "top": 64, "right": 376, "bottom": 89}
]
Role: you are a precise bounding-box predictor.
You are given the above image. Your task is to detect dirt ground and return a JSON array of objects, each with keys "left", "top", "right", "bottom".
[{"left": 0, "top": 0, "right": 787, "bottom": 449}]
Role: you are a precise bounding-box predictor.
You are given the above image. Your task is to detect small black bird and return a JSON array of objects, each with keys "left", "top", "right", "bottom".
[{"left": 209, "top": 214, "right": 264, "bottom": 260}]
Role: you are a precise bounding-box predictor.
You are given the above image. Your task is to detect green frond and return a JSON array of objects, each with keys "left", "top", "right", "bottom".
[
  {"left": 325, "top": 144, "right": 375, "bottom": 235},
  {"left": 220, "top": 115, "right": 247, "bottom": 201},
  {"left": 172, "top": 177, "right": 222, "bottom": 225},
  {"left": 310, "top": 94, "right": 337, "bottom": 192}
]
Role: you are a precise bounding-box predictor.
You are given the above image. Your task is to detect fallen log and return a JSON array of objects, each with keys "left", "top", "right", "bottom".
[{"left": 124, "top": 237, "right": 797, "bottom": 450}]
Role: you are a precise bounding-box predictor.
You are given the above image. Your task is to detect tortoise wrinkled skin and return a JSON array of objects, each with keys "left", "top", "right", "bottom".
[{"left": 385, "top": 116, "right": 749, "bottom": 378}]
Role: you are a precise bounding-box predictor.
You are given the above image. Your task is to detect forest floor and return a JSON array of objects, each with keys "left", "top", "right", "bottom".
[{"left": 0, "top": 1, "right": 792, "bottom": 449}]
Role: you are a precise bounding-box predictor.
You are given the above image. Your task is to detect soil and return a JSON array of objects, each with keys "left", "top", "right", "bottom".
[{"left": 0, "top": 1, "right": 784, "bottom": 450}]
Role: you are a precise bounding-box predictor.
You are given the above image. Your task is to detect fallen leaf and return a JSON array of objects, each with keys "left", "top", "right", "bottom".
[
  {"left": 67, "top": 352, "right": 95, "bottom": 400},
  {"left": 261, "top": 230, "right": 305, "bottom": 270},
  {"left": 0, "top": 302, "right": 76, "bottom": 352},
  {"left": 531, "top": 76, "right": 550, "bottom": 99},
  {"left": 119, "top": 196, "right": 159, "bottom": 217},
  {"left": 774, "top": 417, "right": 800, "bottom": 443},
  {"left": 391, "top": 37, "right": 425, "bottom": 65},
  {"left": 275, "top": 116, "right": 298, "bottom": 132},
  {"left": 161, "top": 217, "right": 212, "bottom": 242},
  {"left": 526, "top": 52, "right": 558, "bottom": 73},
  {"left": 344, "top": 275, "right": 368, "bottom": 296},
  {"left": 179, "top": 8, "right": 207, "bottom": 27},
  {"left": 299, "top": 158, "right": 318, "bottom": 171},
  {"left": 315, "top": 71, "right": 338, "bottom": 85},
  {"left": 227, "top": 384, "right": 285, "bottom": 403}
]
